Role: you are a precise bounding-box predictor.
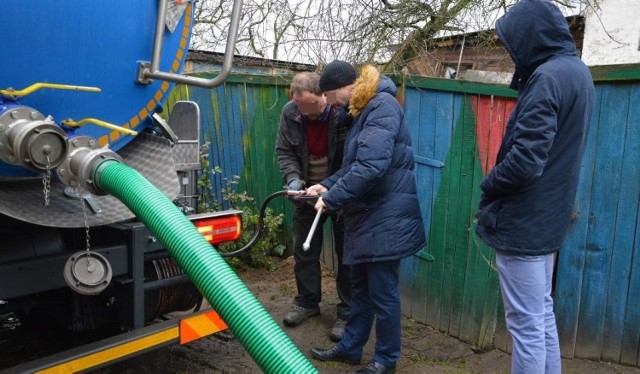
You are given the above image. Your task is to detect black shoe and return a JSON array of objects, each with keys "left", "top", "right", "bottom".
[
  {"left": 354, "top": 361, "right": 396, "bottom": 374},
  {"left": 283, "top": 305, "right": 320, "bottom": 327},
  {"left": 329, "top": 318, "right": 347, "bottom": 342},
  {"left": 309, "top": 346, "right": 360, "bottom": 365}
]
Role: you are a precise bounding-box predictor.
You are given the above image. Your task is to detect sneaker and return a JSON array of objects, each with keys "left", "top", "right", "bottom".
[
  {"left": 283, "top": 305, "right": 320, "bottom": 326},
  {"left": 329, "top": 318, "right": 347, "bottom": 342}
]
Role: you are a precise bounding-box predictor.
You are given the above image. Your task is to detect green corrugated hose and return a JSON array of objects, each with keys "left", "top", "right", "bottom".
[{"left": 94, "top": 160, "right": 317, "bottom": 374}]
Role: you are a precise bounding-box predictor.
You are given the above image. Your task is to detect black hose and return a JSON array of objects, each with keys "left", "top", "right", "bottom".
[{"left": 220, "top": 190, "right": 318, "bottom": 258}]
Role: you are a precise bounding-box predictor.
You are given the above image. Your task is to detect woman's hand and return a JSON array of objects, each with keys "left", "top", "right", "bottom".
[
  {"left": 314, "top": 196, "right": 327, "bottom": 212},
  {"left": 305, "top": 184, "right": 327, "bottom": 196}
]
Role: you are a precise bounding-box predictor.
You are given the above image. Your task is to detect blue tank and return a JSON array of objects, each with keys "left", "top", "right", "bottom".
[{"left": 0, "top": 0, "right": 193, "bottom": 178}]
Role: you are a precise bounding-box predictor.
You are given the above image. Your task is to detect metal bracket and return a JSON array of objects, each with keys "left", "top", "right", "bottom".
[
  {"left": 137, "top": 0, "right": 243, "bottom": 88},
  {"left": 415, "top": 155, "right": 445, "bottom": 168}
]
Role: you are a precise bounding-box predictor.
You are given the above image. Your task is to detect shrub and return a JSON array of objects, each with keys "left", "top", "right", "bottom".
[
  {"left": 196, "top": 144, "right": 221, "bottom": 213},
  {"left": 197, "top": 147, "right": 285, "bottom": 270},
  {"left": 217, "top": 176, "right": 285, "bottom": 271}
]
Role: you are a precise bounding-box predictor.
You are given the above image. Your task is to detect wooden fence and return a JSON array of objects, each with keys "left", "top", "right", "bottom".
[{"left": 167, "top": 64, "right": 640, "bottom": 366}]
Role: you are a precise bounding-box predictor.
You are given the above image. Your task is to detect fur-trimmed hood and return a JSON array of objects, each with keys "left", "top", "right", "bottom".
[{"left": 348, "top": 65, "right": 397, "bottom": 117}]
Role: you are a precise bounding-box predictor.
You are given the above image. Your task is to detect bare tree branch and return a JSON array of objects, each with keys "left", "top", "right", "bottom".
[{"left": 191, "top": 0, "right": 594, "bottom": 69}]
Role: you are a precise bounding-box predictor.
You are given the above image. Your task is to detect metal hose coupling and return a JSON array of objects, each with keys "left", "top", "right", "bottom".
[
  {"left": 57, "top": 135, "right": 123, "bottom": 195},
  {"left": 0, "top": 105, "right": 68, "bottom": 172}
]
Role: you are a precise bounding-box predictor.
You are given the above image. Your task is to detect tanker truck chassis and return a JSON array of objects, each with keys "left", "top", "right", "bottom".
[{"left": 0, "top": 1, "right": 247, "bottom": 372}]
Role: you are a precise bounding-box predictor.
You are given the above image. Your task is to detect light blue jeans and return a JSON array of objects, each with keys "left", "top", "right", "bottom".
[{"left": 496, "top": 251, "right": 561, "bottom": 374}]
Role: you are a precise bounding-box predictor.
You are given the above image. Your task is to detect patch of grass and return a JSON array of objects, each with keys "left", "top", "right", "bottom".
[
  {"left": 406, "top": 351, "right": 431, "bottom": 363},
  {"left": 279, "top": 282, "right": 292, "bottom": 294}
]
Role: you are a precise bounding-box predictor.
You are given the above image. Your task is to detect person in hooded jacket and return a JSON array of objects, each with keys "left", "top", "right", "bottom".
[
  {"left": 306, "top": 61, "right": 426, "bottom": 374},
  {"left": 475, "top": 1, "right": 595, "bottom": 373}
]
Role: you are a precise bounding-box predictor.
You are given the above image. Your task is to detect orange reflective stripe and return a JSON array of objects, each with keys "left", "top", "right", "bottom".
[
  {"left": 37, "top": 327, "right": 179, "bottom": 373},
  {"left": 179, "top": 310, "right": 228, "bottom": 344}
]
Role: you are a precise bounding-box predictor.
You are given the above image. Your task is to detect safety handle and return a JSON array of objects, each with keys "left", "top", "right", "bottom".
[{"left": 303, "top": 209, "right": 323, "bottom": 251}]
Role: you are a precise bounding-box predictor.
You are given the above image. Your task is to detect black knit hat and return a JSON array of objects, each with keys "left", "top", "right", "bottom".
[{"left": 319, "top": 60, "right": 357, "bottom": 91}]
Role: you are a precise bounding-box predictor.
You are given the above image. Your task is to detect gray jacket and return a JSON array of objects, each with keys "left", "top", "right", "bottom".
[{"left": 275, "top": 101, "right": 349, "bottom": 186}]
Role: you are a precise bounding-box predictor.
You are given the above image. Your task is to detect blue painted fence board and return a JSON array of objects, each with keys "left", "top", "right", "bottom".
[
  {"left": 619, "top": 85, "right": 640, "bottom": 366},
  {"left": 601, "top": 84, "right": 638, "bottom": 363},
  {"left": 554, "top": 82, "right": 602, "bottom": 357}
]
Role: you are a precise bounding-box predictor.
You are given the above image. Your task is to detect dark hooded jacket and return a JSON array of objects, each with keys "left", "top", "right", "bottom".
[
  {"left": 475, "top": 0, "right": 595, "bottom": 255},
  {"left": 320, "top": 65, "right": 426, "bottom": 264}
]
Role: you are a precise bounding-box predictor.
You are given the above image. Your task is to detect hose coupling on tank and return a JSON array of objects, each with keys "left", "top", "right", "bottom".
[
  {"left": 0, "top": 105, "right": 68, "bottom": 172},
  {"left": 57, "top": 136, "right": 123, "bottom": 195}
]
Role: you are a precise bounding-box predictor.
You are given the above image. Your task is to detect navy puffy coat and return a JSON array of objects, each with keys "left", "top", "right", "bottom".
[
  {"left": 321, "top": 66, "right": 426, "bottom": 265},
  {"left": 475, "top": 0, "right": 595, "bottom": 255}
]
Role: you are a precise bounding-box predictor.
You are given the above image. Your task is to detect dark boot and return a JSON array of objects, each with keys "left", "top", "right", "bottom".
[
  {"left": 354, "top": 361, "right": 396, "bottom": 373},
  {"left": 283, "top": 305, "right": 320, "bottom": 327},
  {"left": 309, "top": 346, "right": 360, "bottom": 365}
]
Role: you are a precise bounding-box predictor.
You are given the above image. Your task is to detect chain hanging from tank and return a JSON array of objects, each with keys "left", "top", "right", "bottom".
[
  {"left": 81, "top": 196, "right": 91, "bottom": 254},
  {"left": 42, "top": 155, "right": 51, "bottom": 206},
  {"left": 63, "top": 194, "right": 112, "bottom": 296}
]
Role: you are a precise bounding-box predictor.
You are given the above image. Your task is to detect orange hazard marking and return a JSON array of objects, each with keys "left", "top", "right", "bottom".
[
  {"left": 179, "top": 310, "right": 228, "bottom": 345},
  {"left": 161, "top": 81, "right": 170, "bottom": 93},
  {"left": 109, "top": 129, "right": 120, "bottom": 142},
  {"left": 99, "top": 135, "right": 108, "bottom": 146},
  {"left": 138, "top": 108, "right": 148, "bottom": 120},
  {"left": 146, "top": 99, "right": 156, "bottom": 112},
  {"left": 130, "top": 115, "right": 140, "bottom": 128}
]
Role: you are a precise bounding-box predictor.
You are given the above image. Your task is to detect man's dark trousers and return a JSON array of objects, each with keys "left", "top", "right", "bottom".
[{"left": 293, "top": 203, "right": 350, "bottom": 320}]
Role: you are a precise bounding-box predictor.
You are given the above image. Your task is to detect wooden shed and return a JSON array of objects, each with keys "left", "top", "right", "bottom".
[{"left": 403, "top": 15, "right": 585, "bottom": 82}]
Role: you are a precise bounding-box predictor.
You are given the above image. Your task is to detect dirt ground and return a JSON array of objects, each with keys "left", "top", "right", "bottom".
[{"left": 95, "top": 256, "right": 640, "bottom": 374}]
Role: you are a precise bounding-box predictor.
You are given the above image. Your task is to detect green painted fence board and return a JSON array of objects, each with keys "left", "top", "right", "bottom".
[
  {"left": 590, "top": 63, "right": 640, "bottom": 82},
  {"left": 448, "top": 95, "right": 476, "bottom": 338}
]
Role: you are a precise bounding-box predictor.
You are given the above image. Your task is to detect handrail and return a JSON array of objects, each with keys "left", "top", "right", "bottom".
[{"left": 138, "top": 0, "right": 243, "bottom": 88}]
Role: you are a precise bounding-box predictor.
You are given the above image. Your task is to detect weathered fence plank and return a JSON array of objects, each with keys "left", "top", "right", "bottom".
[
  {"left": 554, "top": 84, "right": 602, "bottom": 358},
  {"left": 574, "top": 84, "right": 629, "bottom": 360}
]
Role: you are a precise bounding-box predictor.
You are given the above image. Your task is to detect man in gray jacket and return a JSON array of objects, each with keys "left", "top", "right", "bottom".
[{"left": 275, "top": 71, "right": 354, "bottom": 341}]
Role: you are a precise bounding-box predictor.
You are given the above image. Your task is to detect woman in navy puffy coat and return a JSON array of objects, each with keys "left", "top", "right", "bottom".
[{"left": 308, "top": 63, "right": 426, "bottom": 374}]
